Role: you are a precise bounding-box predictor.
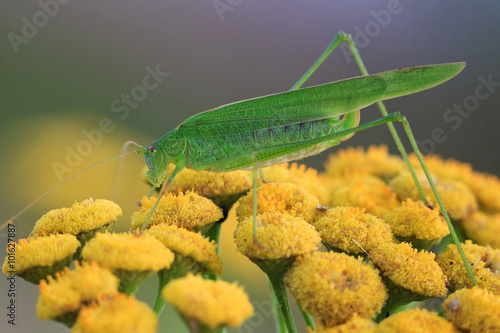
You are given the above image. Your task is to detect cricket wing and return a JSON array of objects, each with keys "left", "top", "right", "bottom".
[
  {"left": 178, "top": 75, "right": 387, "bottom": 138},
  {"left": 376, "top": 62, "right": 465, "bottom": 100}
]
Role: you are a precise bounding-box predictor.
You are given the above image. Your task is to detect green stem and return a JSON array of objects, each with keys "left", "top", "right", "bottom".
[
  {"left": 253, "top": 258, "right": 297, "bottom": 333},
  {"left": 270, "top": 280, "right": 288, "bottom": 333},
  {"left": 299, "top": 306, "right": 315, "bottom": 331},
  {"left": 153, "top": 277, "right": 168, "bottom": 315},
  {"left": 268, "top": 273, "right": 297, "bottom": 333}
]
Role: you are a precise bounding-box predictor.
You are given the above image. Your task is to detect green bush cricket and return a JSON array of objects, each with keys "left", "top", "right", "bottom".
[{"left": 1, "top": 32, "right": 476, "bottom": 288}]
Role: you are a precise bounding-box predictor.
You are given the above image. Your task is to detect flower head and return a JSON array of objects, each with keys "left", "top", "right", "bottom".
[
  {"left": 312, "top": 206, "right": 395, "bottom": 254},
  {"left": 72, "top": 294, "right": 157, "bottom": 333},
  {"left": 382, "top": 199, "right": 449, "bottom": 249},
  {"left": 409, "top": 154, "right": 500, "bottom": 212},
  {"left": 131, "top": 192, "right": 223, "bottom": 232},
  {"left": 443, "top": 287, "right": 500, "bottom": 332},
  {"left": 310, "top": 313, "right": 377, "bottom": 333},
  {"left": 285, "top": 251, "right": 387, "bottom": 327},
  {"left": 236, "top": 182, "right": 320, "bottom": 223},
  {"left": 436, "top": 240, "right": 500, "bottom": 294},
  {"left": 234, "top": 212, "right": 321, "bottom": 260},
  {"left": 262, "top": 162, "right": 330, "bottom": 205},
  {"left": 37, "top": 261, "right": 119, "bottom": 326},
  {"left": 32, "top": 198, "right": 121, "bottom": 235},
  {"left": 2, "top": 234, "right": 80, "bottom": 284},
  {"left": 330, "top": 176, "right": 399, "bottom": 218},
  {"left": 324, "top": 145, "right": 404, "bottom": 179},
  {"left": 378, "top": 308, "right": 458, "bottom": 333},
  {"left": 162, "top": 273, "right": 254, "bottom": 330},
  {"left": 147, "top": 224, "right": 222, "bottom": 276},
  {"left": 143, "top": 164, "right": 252, "bottom": 211},
  {"left": 81, "top": 232, "right": 174, "bottom": 294},
  {"left": 390, "top": 171, "right": 477, "bottom": 220},
  {"left": 369, "top": 242, "right": 448, "bottom": 298},
  {"left": 461, "top": 211, "right": 500, "bottom": 248}
]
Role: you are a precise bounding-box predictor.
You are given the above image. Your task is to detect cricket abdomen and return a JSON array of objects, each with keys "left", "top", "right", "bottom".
[{"left": 184, "top": 113, "right": 359, "bottom": 172}]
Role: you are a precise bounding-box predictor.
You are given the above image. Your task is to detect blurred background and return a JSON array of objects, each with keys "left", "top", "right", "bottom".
[{"left": 1, "top": 1, "right": 499, "bottom": 332}]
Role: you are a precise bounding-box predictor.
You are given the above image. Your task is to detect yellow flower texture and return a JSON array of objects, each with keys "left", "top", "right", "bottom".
[
  {"left": 2, "top": 234, "right": 80, "bottom": 284},
  {"left": 310, "top": 313, "right": 377, "bottom": 333},
  {"left": 329, "top": 175, "right": 400, "bottom": 217},
  {"left": 369, "top": 242, "right": 448, "bottom": 298},
  {"left": 32, "top": 198, "right": 122, "bottom": 235},
  {"left": 147, "top": 224, "right": 223, "bottom": 276},
  {"left": 143, "top": 164, "right": 252, "bottom": 210},
  {"left": 37, "top": 261, "right": 119, "bottom": 322},
  {"left": 461, "top": 211, "right": 500, "bottom": 248},
  {"left": 131, "top": 192, "right": 223, "bottom": 231},
  {"left": 324, "top": 145, "right": 404, "bottom": 179},
  {"left": 72, "top": 294, "right": 157, "bottom": 333},
  {"left": 261, "top": 162, "right": 330, "bottom": 205},
  {"left": 443, "top": 287, "right": 500, "bottom": 332},
  {"left": 81, "top": 232, "right": 174, "bottom": 273},
  {"left": 234, "top": 212, "right": 321, "bottom": 260},
  {"left": 236, "top": 182, "right": 319, "bottom": 223},
  {"left": 408, "top": 153, "right": 500, "bottom": 212},
  {"left": 382, "top": 199, "right": 449, "bottom": 242},
  {"left": 285, "top": 251, "right": 387, "bottom": 327},
  {"left": 436, "top": 240, "right": 500, "bottom": 295},
  {"left": 377, "top": 308, "right": 458, "bottom": 333},
  {"left": 145, "top": 163, "right": 252, "bottom": 198},
  {"left": 389, "top": 171, "right": 477, "bottom": 220},
  {"left": 162, "top": 273, "right": 254, "bottom": 329},
  {"left": 312, "top": 206, "right": 395, "bottom": 254}
]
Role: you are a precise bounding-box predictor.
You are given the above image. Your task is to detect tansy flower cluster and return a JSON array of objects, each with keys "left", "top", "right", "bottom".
[{"left": 4, "top": 145, "right": 500, "bottom": 332}]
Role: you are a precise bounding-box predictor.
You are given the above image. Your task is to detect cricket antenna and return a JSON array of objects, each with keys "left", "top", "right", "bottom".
[
  {"left": 0, "top": 146, "right": 146, "bottom": 232},
  {"left": 111, "top": 141, "right": 147, "bottom": 202}
]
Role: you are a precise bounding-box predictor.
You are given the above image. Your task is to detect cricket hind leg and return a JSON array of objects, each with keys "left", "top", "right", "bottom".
[
  {"left": 323, "top": 112, "right": 477, "bottom": 286},
  {"left": 291, "top": 31, "right": 428, "bottom": 203}
]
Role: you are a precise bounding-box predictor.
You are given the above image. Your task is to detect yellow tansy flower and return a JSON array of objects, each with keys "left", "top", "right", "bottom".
[
  {"left": 324, "top": 145, "right": 404, "bottom": 179},
  {"left": 369, "top": 242, "right": 448, "bottom": 299},
  {"left": 143, "top": 164, "right": 252, "bottom": 211},
  {"left": 32, "top": 198, "right": 121, "bottom": 235},
  {"left": 285, "top": 251, "right": 387, "bottom": 327},
  {"left": 72, "top": 294, "right": 157, "bottom": 333},
  {"left": 310, "top": 313, "right": 377, "bottom": 333},
  {"left": 330, "top": 176, "right": 399, "bottom": 217},
  {"left": 131, "top": 192, "right": 223, "bottom": 232},
  {"left": 234, "top": 212, "right": 321, "bottom": 260},
  {"left": 409, "top": 154, "right": 500, "bottom": 212},
  {"left": 37, "top": 261, "right": 119, "bottom": 326},
  {"left": 377, "top": 308, "right": 459, "bottom": 333},
  {"left": 382, "top": 199, "right": 449, "bottom": 250},
  {"left": 465, "top": 171, "right": 500, "bottom": 213},
  {"left": 162, "top": 274, "right": 254, "bottom": 330},
  {"left": 81, "top": 232, "right": 174, "bottom": 294},
  {"left": 2, "top": 234, "right": 80, "bottom": 284},
  {"left": 443, "top": 287, "right": 500, "bottom": 333},
  {"left": 436, "top": 240, "right": 500, "bottom": 295},
  {"left": 461, "top": 211, "right": 500, "bottom": 248},
  {"left": 390, "top": 171, "right": 477, "bottom": 220},
  {"left": 147, "top": 224, "right": 223, "bottom": 276},
  {"left": 261, "top": 162, "right": 330, "bottom": 205},
  {"left": 236, "top": 182, "right": 320, "bottom": 223},
  {"left": 312, "top": 206, "right": 396, "bottom": 254}
]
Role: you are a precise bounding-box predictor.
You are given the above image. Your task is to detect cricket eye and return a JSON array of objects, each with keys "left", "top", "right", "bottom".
[{"left": 147, "top": 146, "right": 157, "bottom": 157}]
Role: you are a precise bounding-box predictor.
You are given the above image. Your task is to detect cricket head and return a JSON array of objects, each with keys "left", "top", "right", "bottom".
[{"left": 144, "top": 129, "right": 187, "bottom": 188}]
